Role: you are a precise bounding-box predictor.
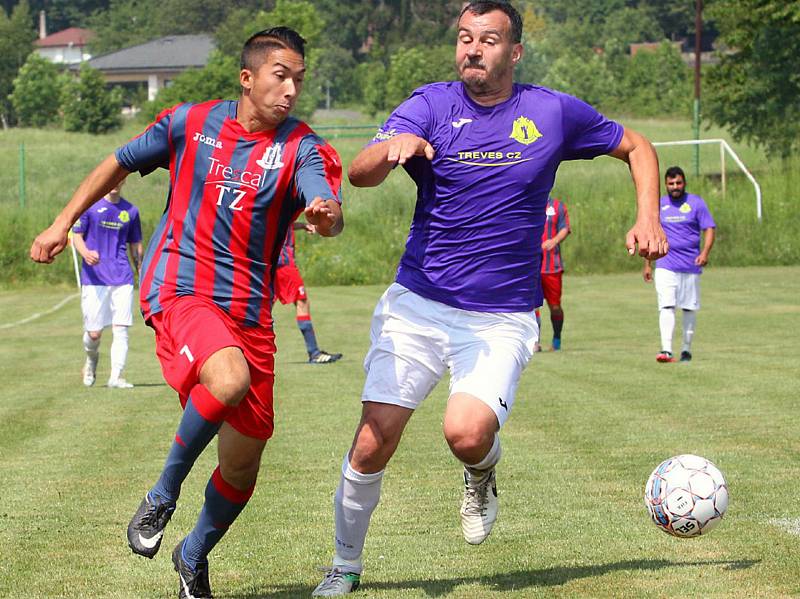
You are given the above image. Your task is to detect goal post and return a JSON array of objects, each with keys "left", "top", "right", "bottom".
[{"left": 652, "top": 139, "right": 763, "bottom": 220}]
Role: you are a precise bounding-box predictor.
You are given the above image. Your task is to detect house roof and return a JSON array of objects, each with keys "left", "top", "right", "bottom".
[
  {"left": 85, "top": 34, "right": 214, "bottom": 72},
  {"left": 35, "top": 27, "right": 95, "bottom": 48}
]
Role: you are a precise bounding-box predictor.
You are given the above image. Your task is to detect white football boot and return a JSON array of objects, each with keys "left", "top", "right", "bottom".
[
  {"left": 460, "top": 467, "right": 498, "bottom": 545},
  {"left": 82, "top": 357, "right": 97, "bottom": 387},
  {"left": 312, "top": 566, "right": 361, "bottom": 597},
  {"left": 107, "top": 377, "right": 134, "bottom": 389}
]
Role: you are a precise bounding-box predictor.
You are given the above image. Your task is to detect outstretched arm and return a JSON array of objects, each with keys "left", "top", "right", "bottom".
[
  {"left": 304, "top": 198, "right": 343, "bottom": 237},
  {"left": 348, "top": 133, "right": 435, "bottom": 187},
  {"left": 31, "top": 154, "right": 130, "bottom": 264},
  {"left": 608, "top": 127, "right": 668, "bottom": 260}
]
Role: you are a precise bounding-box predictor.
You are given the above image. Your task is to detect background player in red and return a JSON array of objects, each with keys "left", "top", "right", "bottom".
[
  {"left": 30, "top": 27, "right": 343, "bottom": 599},
  {"left": 537, "top": 196, "right": 571, "bottom": 351},
  {"left": 274, "top": 222, "right": 342, "bottom": 363}
]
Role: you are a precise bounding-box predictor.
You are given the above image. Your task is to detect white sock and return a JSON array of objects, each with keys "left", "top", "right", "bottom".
[
  {"left": 109, "top": 325, "right": 129, "bottom": 380},
  {"left": 682, "top": 310, "right": 696, "bottom": 352},
  {"left": 659, "top": 308, "right": 676, "bottom": 353},
  {"left": 333, "top": 455, "right": 383, "bottom": 567},
  {"left": 83, "top": 332, "right": 100, "bottom": 362},
  {"left": 466, "top": 434, "right": 502, "bottom": 474}
]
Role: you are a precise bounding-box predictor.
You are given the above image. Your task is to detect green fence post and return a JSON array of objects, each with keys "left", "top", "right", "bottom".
[{"left": 19, "top": 142, "right": 26, "bottom": 208}]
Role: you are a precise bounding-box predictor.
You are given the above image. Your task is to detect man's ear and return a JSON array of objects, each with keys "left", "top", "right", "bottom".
[
  {"left": 511, "top": 43, "right": 523, "bottom": 65},
  {"left": 240, "top": 68, "right": 253, "bottom": 91}
]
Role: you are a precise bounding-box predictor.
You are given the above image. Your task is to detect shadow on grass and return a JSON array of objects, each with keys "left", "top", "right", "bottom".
[{"left": 229, "top": 558, "right": 760, "bottom": 598}]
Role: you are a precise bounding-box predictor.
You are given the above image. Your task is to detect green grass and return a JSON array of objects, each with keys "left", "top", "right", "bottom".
[
  {"left": 1, "top": 266, "right": 798, "bottom": 598},
  {"left": 1, "top": 117, "right": 798, "bottom": 286}
]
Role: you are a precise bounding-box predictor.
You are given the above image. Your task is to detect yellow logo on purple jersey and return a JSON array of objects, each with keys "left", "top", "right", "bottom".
[
  {"left": 510, "top": 116, "right": 542, "bottom": 145},
  {"left": 118, "top": 210, "right": 130, "bottom": 223},
  {"left": 680, "top": 203, "right": 692, "bottom": 213}
]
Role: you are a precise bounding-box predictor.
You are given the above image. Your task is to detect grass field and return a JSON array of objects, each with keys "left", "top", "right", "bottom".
[{"left": 1, "top": 266, "right": 798, "bottom": 598}]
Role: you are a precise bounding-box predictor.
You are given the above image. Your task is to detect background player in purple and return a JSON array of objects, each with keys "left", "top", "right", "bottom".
[
  {"left": 313, "top": 2, "right": 667, "bottom": 596},
  {"left": 274, "top": 222, "right": 342, "bottom": 363},
  {"left": 31, "top": 27, "right": 343, "bottom": 599},
  {"left": 536, "top": 196, "right": 571, "bottom": 351},
  {"left": 71, "top": 178, "right": 143, "bottom": 388},
  {"left": 643, "top": 166, "right": 716, "bottom": 363}
]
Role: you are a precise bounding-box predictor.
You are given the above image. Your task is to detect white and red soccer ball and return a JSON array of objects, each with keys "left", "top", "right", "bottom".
[{"left": 644, "top": 454, "right": 729, "bottom": 538}]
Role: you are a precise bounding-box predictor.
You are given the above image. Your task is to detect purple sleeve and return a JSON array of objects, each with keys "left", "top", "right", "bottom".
[
  {"left": 695, "top": 197, "right": 716, "bottom": 229},
  {"left": 115, "top": 106, "right": 175, "bottom": 176},
  {"left": 295, "top": 135, "right": 343, "bottom": 207},
  {"left": 72, "top": 211, "right": 89, "bottom": 234},
  {"left": 128, "top": 207, "right": 143, "bottom": 244},
  {"left": 367, "top": 91, "right": 431, "bottom": 147},
  {"left": 559, "top": 93, "right": 623, "bottom": 161}
]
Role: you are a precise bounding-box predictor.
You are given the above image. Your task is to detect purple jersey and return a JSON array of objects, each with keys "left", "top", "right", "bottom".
[
  {"left": 115, "top": 100, "right": 342, "bottom": 328},
  {"left": 72, "top": 197, "right": 142, "bottom": 286},
  {"left": 656, "top": 193, "right": 716, "bottom": 274},
  {"left": 371, "top": 82, "right": 622, "bottom": 311},
  {"left": 541, "top": 197, "right": 570, "bottom": 274}
]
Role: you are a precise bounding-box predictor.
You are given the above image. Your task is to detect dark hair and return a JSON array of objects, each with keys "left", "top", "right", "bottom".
[
  {"left": 665, "top": 166, "right": 686, "bottom": 181},
  {"left": 459, "top": 1, "right": 523, "bottom": 44},
  {"left": 240, "top": 26, "right": 306, "bottom": 71}
]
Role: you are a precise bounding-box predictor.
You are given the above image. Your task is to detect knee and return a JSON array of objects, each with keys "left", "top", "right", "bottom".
[
  {"left": 220, "top": 451, "right": 261, "bottom": 489},
  {"left": 550, "top": 304, "right": 563, "bottom": 316},
  {"left": 88, "top": 331, "right": 102, "bottom": 341},
  {"left": 443, "top": 420, "right": 495, "bottom": 458},
  {"left": 350, "top": 416, "right": 395, "bottom": 473},
  {"left": 202, "top": 353, "right": 251, "bottom": 407}
]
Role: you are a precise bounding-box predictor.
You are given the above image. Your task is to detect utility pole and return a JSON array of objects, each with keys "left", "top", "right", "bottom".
[{"left": 693, "top": 0, "right": 702, "bottom": 177}]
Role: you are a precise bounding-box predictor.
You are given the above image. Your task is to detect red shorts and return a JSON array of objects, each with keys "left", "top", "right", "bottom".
[
  {"left": 148, "top": 296, "right": 276, "bottom": 440},
  {"left": 541, "top": 271, "right": 563, "bottom": 306},
  {"left": 273, "top": 265, "right": 307, "bottom": 305}
]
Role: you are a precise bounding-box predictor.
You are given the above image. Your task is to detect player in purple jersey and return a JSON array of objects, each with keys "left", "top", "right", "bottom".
[
  {"left": 643, "top": 166, "right": 716, "bottom": 363},
  {"left": 31, "top": 27, "right": 343, "bottom": 599},
  {"left": 313, "top": 2, "right": 667, "bottom": 596},
  {"left": 72, "top": 179, "right": 143, "bottom": 388}
]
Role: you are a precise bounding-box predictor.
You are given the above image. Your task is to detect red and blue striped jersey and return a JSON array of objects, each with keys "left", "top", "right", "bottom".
[
  {"left": 277, "top": 227, "right": 296, "bottom": 268},
  {"left": 115, "top": 100, "right": 342, "bottom": 328},
  {"left": 540, "top": 197, "right": 570, "bottom": 274}
]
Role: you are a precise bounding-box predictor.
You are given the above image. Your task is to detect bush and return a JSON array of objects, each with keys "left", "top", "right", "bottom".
[
  {"left": 9, "top": 53, "right": 63, "bottom": 127},
  {"left": 61, "top": 64, "right": 122, "bottom": 134}
]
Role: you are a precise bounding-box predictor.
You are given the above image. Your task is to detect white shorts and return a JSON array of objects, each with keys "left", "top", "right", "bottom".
[
  {"left": 654, "top": 268, "right": 701, "bottom": 311},
  {"left": 362, "top": 283, "right": 539, "bottom": 427},
  {"left": 81, "top": 284, "right": 134, "bottom": 331}
]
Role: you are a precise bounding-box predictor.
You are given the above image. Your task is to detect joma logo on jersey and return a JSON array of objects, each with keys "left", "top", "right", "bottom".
[
  {"left": 510, "top": 116, "right": 542, "bottom": 145},
  {"left": 256, "top": 143, "right": 285, "bottom": 171},
  {"left": 192, "top": 131, "right": 223, "bottom": 149}
]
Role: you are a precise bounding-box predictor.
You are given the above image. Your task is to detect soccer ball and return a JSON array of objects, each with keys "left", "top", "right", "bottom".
[{"left": 644, "top": 454, "right": 729, "bottom": 538}]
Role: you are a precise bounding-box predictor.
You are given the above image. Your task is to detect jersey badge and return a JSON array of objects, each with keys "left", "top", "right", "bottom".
[
  {"left": 546, "top": 206, "right": 556, "bottom": 217},
  {"left": 680, "top": 203, "right": 692, "bottom": 213},
  {"left": 257, "top": 142, "right": 285, "bottom": 171},
  {"left": 510, "top": 116, "right": 542, "bottom": 145},
  {"left": 118, "top": 210, "right": 130, "bottom": 223}
]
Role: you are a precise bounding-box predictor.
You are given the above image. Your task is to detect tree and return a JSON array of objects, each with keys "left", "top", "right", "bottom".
[
  {"left": 385, "top": 45, "right": 456, "bottom": 108},
  {"left": 145, "top": 51, "right": 239, "bottom": 119},
  {"left": 618, "top": 42, "right": 692, "bottom": 117},
  {"left": 705, "top": 0, "right": 800, "bottom": 158},
  {"left": 9, "top": 52, "right": 62, "bottom": 127},
  {"left": 61, "top": 63, "right": 122, "bottom": 133},
  {"left": 0, "top": 0, "right": 37, "bottom": 127},
  {"left": 543, "top": 50, "right": 615, "bottom": 110}
]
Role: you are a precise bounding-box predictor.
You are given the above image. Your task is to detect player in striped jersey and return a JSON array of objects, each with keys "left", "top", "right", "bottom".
[
  {"left": 274, "top": 223, "right": 342, "bottom": 363},
  {"left": 539, "top": 196, "right": 571, "bottom": 351},
  {"left": 31, "top": 26, "right": 343, "bottom": 599}
]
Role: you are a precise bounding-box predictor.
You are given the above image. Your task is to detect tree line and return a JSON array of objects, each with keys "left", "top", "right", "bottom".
[{"left": 2, "top": 0, "right": 798, "bottom": 157}]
